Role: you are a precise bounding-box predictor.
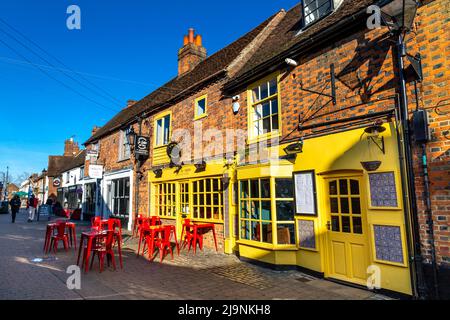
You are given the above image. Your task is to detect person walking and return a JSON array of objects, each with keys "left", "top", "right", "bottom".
[
  {"left": 27, "top": 194, "right": 38, "bottom": 223},
  {"left": 9, "top": 195, "right": 21, "bottom": 223}
]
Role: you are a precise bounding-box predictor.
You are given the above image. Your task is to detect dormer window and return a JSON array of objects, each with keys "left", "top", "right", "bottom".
[{"left": 303, "top": 0, "right": 334, "bottom": 27}]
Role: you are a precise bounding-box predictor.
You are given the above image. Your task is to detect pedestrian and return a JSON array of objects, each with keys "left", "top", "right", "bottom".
[
  {"left": 27, "top": 194, "right": 38, "bottom": 222},
  {"left": 9, "top": 195, "right": 21, "bottom": 223}
]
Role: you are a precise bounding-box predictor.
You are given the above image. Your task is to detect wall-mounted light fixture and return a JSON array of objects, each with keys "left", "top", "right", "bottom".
[
  {"left": 284, "top": 139, "right": 304, "bottom": 155},
  {"left": 364, "top": 123, "right": 386, "bottom": 154},
  {"left": 153, "top": 169, "right": 163, "bottom": 178},
  {"left": 126, "top": 126, "right": 136, "bottom": 149},
  {"left": 285, "top": 58, "right": 298, "bottom": 67},
  {"left": 232, "top": 95, "right": 240, "bottom": 114},
  {"left": 194, "top": 161, "right": 207, "bottom": 172}
]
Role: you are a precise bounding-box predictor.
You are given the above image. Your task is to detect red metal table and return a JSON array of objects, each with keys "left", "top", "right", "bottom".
[{"left": 192, "top": 223, "right": 218, "bottom": 254}]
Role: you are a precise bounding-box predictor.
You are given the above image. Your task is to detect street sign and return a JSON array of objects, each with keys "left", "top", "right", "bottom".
[
  {"left": 135, "top": 136, "right": 150, "bottom": 158},
  {"left": 89, "top": 165, "right": 104, "bottom": 179}
]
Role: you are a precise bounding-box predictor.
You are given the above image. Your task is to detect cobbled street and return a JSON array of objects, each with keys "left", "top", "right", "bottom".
[{"left": 0, "top": 210, "right": 391, "bottom": 300}]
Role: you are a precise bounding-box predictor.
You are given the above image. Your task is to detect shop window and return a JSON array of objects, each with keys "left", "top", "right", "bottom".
[
  {"left": 154, "top": 182, "right": 176, "bottom": 218},
  {"left": 239, "top": 177, "right": 296, "bottom": 246},
  {"left": 248, "top": 75, "right": 281, "bottom": 140},
  {"left": 192, "top": 178, "right": 223, "bottom": 222}
]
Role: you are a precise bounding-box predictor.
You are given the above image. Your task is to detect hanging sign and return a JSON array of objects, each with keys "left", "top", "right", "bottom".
[
  {"left": 135, "top": 136, "right": 150, "bottom": 158},
  {"left": 89, "top": 165, "right": 104, "bottom": 179},
  {"left": 293, "top": 171, "right": 317, "bottom": 216},
  {"left": 53, "top": 178, "right": 61, "bottom": 187}
]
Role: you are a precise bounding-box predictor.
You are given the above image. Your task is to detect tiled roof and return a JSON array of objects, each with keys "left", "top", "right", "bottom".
[
  {"left": 47, "top": 150, "right": 86, "bottom": 177},
  {"left": 84, "top": 13, "right": 278, "bottom": 145},
  {"left": 225, "top": 0, "right": 377, "bottom": 90},
  {"left": 59, "top": 150, "right": 86, "bottom": 173}
]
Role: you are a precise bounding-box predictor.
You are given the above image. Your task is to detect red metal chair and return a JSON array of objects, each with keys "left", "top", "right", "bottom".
[
  {"left": 91, "top": 216, "right": 102, "bottom": 228},
  {"left": 180, "top": 219, "right": 195, "bottom": 251},
  {"left": 154, "top": 226, "right": 174, "bottom": 262},
  {"left": 89, "top": 231, "right": 116, "bottom": 273},
  {"left": 137, "top": 220, "right": 151, "bottom": 257},
  {"left": 49, "top": 221, "right": 69, "bottom": 253},
  {"left": 149, "top": 216, "right": 162, "bottom": 227},
  {"left": 133, "top": 215, "right": 146, "bottom": 237}
]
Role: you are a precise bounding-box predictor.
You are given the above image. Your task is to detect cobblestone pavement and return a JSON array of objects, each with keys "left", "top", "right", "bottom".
[{"left": 0, "top": 210, "right": 391, "bottom": 300}]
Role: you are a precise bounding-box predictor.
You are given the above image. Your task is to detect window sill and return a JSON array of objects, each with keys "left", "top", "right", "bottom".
[
  {"left": 117, "top": 157, "right": 131, "bottom": 163},
  {"left": 194, "top": 114, "right": 208, "bottom": 121},
  {"left": 247, "top": 132, "right": 282, "bottom": 145},
  {"left": 236, "top": 240, "right": 298, "bottom": 251}
]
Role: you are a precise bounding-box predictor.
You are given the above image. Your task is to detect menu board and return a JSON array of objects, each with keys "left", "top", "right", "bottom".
[
  {"left": 294, "top": 171, "right": 317, "bottom": 216},
  {"left": 298, "top": 220, "right": 316, "bottom": 250},
  {"left": 369, "top": 172, "right": 398, "bottom": 208},
  {"left": 374, "top": 225, "right": 404, "bottom": 264}
]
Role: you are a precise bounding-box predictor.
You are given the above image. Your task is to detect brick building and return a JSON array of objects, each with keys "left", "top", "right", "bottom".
[{"left": 83, "top": 0, "right": 448, "bottom": 298}]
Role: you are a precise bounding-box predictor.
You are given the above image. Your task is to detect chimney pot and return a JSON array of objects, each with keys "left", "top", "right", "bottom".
[
  {"left": 188, "top": 28, "right": 195, "bottom": 43},
  {"left": 178, "top": 28, "right": 207, "bottom": 76},
  {"left": 195, "top": 35, "right": 202, "bottom": 47}
]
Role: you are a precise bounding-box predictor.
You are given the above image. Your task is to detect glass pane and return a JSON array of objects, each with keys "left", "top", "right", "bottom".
[
  {"left": 261, "top": 179, "right": 271, "bottom": 198},
  {"left": 254, "top": 104, "right": 262, "bottom": 120},
  {"left": 341, "top": 198, "right": 350, "bottom": 214},
  {"left": 350, "top": 180, "right": 360, "bottom": 195},
  {"left": 331, "top": 216, "right": 340, "bottom": 232},
  {"left": 163, "top": 115, "right": 171, "bottom": 145},
  {"left": 272, "top": 115, "right": 279, "bottom": 131},
  {"left": 156, "top": 119, "right": 163, "bottom": 145},
  {"left": 240, "top": 201, "right": 249, "bottom": 218},
  {"left": 352, "top": 198, "right": 361, "bottom": 214},
  {"left": 277, "top": 224, "right": 295, "bottom": 245},
  {"left": 250, "top": 200, "right": 260, "bottom": 219},
  {"left": 342, "top": 216, "right": 351, "bottom": 233},
  {"left": 252, "top": 87, "right": 260, "bottom": 102},
  {"left": 261, "top": 82, "right": 268, "bottom": 100},
  {"left": 262, "top": 101, "right": 271, "bottom": 117},
  {"left": 263, "top": 118, "right": 271, "bottom": 132},
  {"left": 241, "top": 220, "right": 250, "bottom": 240},
  {"left": 269, "top": 79, "right": 277, "bottom": 96},
  {"left": 353, "top": 217, "right": 363, "bottom": 234},
  {"left": 276, "top": 201, "right": 294, "bottom": 221},
  {"left": 261, "top": 201, "right": 271, "bottom": 221},
  {"left": 262, "top": 222, "right": 272, "bottom": 244},
  {"left": 271, "top": 98, "right": 278, "bottom": 114},
  {"left": 330, "top": 198, "right": 339, "bottom": 213},
  {"left": 240, "top": 181, "right": 249, "bottom": 199},
  {"left": 199, "top": 180, "right": 204, "bottom": 192},
  {"left": 205, "top": 179, "right": 211, "bottom": 192},
  {"left": 250, "top": 180, "right": 259, "bottom": 198},
  {"left": 213, "top": 194, "right": 220, "bottom": 206},
  {"left": 329, "top": 181, "right": 338, "bottom": 195},
  {"left": 339, "top": 180, "right": 348, "bottom": 195},
  {"left": 276, "top": 179, "right": 293, "bottom": 198},
  {"left": 213, "top": 179, "right": 220, "bottom": 192},
  {"left": 251, "top": 221, "right": 260, "bottom": 241}
]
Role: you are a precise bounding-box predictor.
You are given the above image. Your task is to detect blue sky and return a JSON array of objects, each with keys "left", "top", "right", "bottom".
[{"left": 0, "top": 0, "right": 299, "bottom": 182}]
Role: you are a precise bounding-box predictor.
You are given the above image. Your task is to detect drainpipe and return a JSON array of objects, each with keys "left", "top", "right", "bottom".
[
  {"left": 134, "top": 118, "right": 143, "bottom": 229},
  {"left": 421, "top": 143, "right": 440, "bottom": 299},
  {"left": 395, "top": 32, "right": 428, "bottom": 299}
]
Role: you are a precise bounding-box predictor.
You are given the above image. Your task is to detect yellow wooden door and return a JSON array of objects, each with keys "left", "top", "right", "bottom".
[
  {"left": 176, "top": 181, "right": 190, "bottom": 237},
  {"left": 325, "top": 177, "right": 370, "bottom": 286}
]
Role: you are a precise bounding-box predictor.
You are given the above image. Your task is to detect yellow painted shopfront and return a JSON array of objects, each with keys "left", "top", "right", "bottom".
[
  {"left": 148, "top": 160, "right": 238, "bottom": 253},
  {"left": 235, "top": 122, "right": 413, "bottom": 296}
]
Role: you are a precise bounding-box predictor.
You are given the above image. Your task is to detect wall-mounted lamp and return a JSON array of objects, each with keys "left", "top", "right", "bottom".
[
  {"left": 126, "top": 126, "right": 136, "bottom": 149},
  {"left": 194, "top": 161, "right": 207, "bottom": 172},
  {"left": 284, "top": 139, "right": 304, "bottom": 155},
  {"left": 285, "top": 58, "right": 298, "bottom": 67},
  {"left": 364, "top": 123, "right": 386, "bottom": 154},
  {"left": 153, "top": 169, "right": 163, "bottom": 178},
  {"left": 232, "top": 95, "right": 240, "bottom": 114}
]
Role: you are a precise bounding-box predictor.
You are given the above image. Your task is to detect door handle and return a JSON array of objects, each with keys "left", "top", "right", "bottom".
[{"left": 326, "top": 221, "right": 331, "bottom": 231}]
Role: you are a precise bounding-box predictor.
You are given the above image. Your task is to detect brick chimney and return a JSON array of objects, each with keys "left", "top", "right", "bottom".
[
  {"left": 178, "top": 28, "right": 207, "bottom": 76},
  {"left": 64, "top": 138, "right": 80, "bottom": 156}
]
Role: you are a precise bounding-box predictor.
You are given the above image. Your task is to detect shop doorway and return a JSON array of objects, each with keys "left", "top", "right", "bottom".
[{"left": 325, "top": 176, "right": 370, "bottom": 286}]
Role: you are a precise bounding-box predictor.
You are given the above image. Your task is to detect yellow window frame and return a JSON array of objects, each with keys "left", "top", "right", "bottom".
[
  {"left": 153, "top": 110, "right": 172, "bottom": 148},
  {"left": 190, "top": 177, "right": 224, "bottom": 223},
  {"left": 246, "top": 72, "right": 282, "bottom": 143},
  {"left": 194, "top": 94, "right": 208, "bottom": 120}
]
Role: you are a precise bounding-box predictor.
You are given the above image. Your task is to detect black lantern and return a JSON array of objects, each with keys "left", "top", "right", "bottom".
[
  {"left": 126, "top": 126, "right": 136, "bottom": 148},
  {"left": 153, "top": 169, "right": 163, "bottom": 178},
  {"left": 284, "top": 140, "right": 304, "bottom": 155},
  {"left": 381, "top": 0, "right": 419, "bottom": 32},
  {"left": 194, "top": 161, "right": 207, "bottom": 172}
]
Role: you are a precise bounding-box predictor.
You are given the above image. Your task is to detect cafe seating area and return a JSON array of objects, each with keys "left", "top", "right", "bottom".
[{"left": 43, "top": 214, "right": 218, "bottom": 274}]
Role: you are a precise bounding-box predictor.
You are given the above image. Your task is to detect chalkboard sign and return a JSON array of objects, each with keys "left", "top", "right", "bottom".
[
  {"left": 369, "top": 172, "right": 398, "bottom": 208},
  {"left": 373, "top": 225, "right": 404, "bottom": 264},
  {"left": 37, "top": 205, "right": 51, "bottom": 221},
  {"left": 298, "top": 220, "right": 316, "bottom": 250}
]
